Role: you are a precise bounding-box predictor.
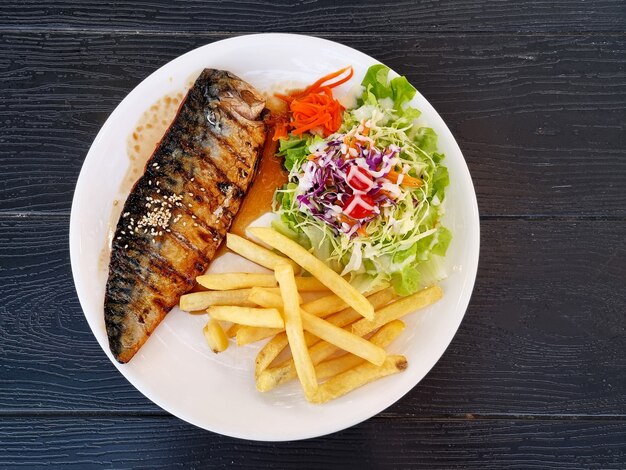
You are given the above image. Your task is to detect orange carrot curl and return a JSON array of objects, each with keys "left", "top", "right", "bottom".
[{"left": 273, "top": 66, "right": 354, "bottom": 140}]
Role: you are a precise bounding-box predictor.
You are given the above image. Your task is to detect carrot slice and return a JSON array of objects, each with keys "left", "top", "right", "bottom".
[{"left": 386, "top": 170, "right": 423, "bottom": 188}]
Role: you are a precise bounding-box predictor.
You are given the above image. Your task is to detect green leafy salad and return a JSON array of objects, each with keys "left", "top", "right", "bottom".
[{"left": 271, "top": 65, "right": 451, "bottom": 295}]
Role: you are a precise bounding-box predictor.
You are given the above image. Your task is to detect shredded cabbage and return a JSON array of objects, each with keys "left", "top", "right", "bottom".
[{"left": 273, "top": 65, "right": 451, "bottom": 295}]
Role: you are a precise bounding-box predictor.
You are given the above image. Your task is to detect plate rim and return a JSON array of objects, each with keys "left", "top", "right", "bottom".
[{"left": 69, "top": 32, "right": 480, "bottom": 441}]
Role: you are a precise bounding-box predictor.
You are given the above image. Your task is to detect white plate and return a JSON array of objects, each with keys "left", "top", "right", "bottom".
[{"left": 70, "top": 33, "right": 479, "bottom": 441}]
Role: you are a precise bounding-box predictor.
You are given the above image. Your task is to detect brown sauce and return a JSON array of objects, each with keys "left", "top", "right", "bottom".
[
  {"left": 229, "top": 137, "right": 286, "bottom": 237},
  {"left": 122, "top": 91, "right": 185, "bottom": 195}
]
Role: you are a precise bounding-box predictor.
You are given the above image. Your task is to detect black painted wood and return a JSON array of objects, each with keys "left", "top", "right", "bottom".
[
  {"left": 0, "top": 0, "right": 624, "bottom": 33},
  {"left": 1, "top": 217, "right": 624, "bottom": 415},
  {"left": 2, "top": 0, "right": 625, "bottom": 464},
  {"left": 0, "top": 416, "right": 624, "bottom": 468},
  {"left": 1, "top": 32, "right": 625, "bottom": 215}
]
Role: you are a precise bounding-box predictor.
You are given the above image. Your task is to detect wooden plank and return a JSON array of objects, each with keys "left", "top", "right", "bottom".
[
  {"left": 0, "top": 0, "right": 623, "bottom": 33},
  {"left": 0, "top": 416, "right": 624, "bottom": 468},
  {"left": 1, "top": 32, "right": 624, "bottom": 215},
  {"left": 1, "top": 217, "right": 624, "bottom": 415},
  {"left": 0, "top": 34, "right": 626, "bottom": 217}
]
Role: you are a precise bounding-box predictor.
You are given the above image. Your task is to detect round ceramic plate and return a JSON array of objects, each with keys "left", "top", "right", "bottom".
[{"left": 70, "top": 33, "right": 479, "bottom": 441}]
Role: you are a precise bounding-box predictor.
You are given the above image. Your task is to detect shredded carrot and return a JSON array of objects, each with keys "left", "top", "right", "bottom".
[
  {"left": 272, "top": 122, "right": 289, "bottom": 141},
  {"left": 357, "top": 226, "right": 368, "bottom": 237},
  {"left": 267, "top": 110, "right": 291, "bottom": 142},
  {"left": 386, "top": 170, "right": 423, "bottom": 188},
  {"left": 273, "top": 66, "right": 354, "bottom": 139}
]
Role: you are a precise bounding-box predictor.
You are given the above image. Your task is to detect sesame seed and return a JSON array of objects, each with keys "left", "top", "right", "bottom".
[
  {"left": 152, "top": 239, "right": 155, "bottom": 244},
  {"left": 183, "top": 222, "right": 187, "bottom": 226},
  {"left": 121, "top": 231, "right": 126, "bottom": 235},
  {"left": 123, "top": 212, "right": 130, "bottom": 217},
  {"left": 152, "top": 163, "right": 158, "bottom": 167},
  {"left": 116, "top": 236, "right": 121, "bottom": 240},
  {"left": 188, "top": 192, "right": 193, "bottom": 197},
  {"left": 200, "top": 188, "right": 205, "bottom": 192},
  {"left": 149, "top": 180, "right": 152, "bottom": 185},
  {"left": 156, "top": 181, "right": 160, "bottom": 186},
  {"left": 194, "top": 223, "right": 198, "bottom": 227},
  {"left": 191, "top": 177, "right": 195, "bottom": 182},
  {"left": 135, "top": 193, "right": 183, "bottom": 237},
  {"left": 191, "top": 215, "right": 196, "bottom": 219},
  {"left": 124, "top": 244, "right": 128, "bottom": 249},
  {"left": 188, "top": 203, "right": 192, "bottom": 207}
]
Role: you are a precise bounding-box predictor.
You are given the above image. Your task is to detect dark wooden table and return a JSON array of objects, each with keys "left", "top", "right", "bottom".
[{"left": 2, "top": 1, "right": 625, "bottom": 468}]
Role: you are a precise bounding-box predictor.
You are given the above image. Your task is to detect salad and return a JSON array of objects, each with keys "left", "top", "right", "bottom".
[{"left": 271, "top": 65, "right": 451, "bottom": 296}]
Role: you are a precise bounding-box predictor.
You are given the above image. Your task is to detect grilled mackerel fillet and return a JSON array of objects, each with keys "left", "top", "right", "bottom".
[{"left": 105, "top": 69, "right": 267, "bottom": 363}]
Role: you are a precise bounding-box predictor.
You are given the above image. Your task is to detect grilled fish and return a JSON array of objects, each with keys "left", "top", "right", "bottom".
[{"left": 105, "top": 69, "right": 267, "bottom": 363}]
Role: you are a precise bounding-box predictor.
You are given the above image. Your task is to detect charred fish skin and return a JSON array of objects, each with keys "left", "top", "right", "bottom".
[{"left": 105, "top": 69, "right": 267, "bottom": 363}]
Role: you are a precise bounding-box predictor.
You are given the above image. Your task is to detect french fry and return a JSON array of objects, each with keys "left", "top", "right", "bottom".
[
  {"left": 294, "top": 277, "right": 328, "bottom": 291},
  {"left": 255, "top": 333, "right": 291, "bottom": 377},
  {"left": 275, "top": 263, "right": 318, "bottom": 399},
  {"left": 242, "top": 289, "right": 358, "bottom": 346},
  {"left": 226, "top": 323, "right": 242, "bottom": 338},
  {"left": 226, "top": 233, "right": 300, "bottom": 273},
  {"left": 179, "top": 289, "right": 257, "bottom": 311},
  {"left": 203, "top": 319, "right": 229, "bottom": 353},
  {"left": 253, "top": 288, "right": 397, "bottom": 379},
  {"left": 248, "top": 228, "right": 374, "bottom": 320},
  {"left": 196, "top": 273, "right": 326, "bottom": 292},
  {"left": 207, "top": 306, "right": 284, "bottom": 328},
  {"left": 236, "top": 326, "right": 282, "bottom": 346},
  {"left": 180, "top": 288, "right": 286, "bottom": 312},
  {"left": 309, "top": 355, "right": 408, "bottom": 404},
  {"left": 298, "top": 293, "right": 351, "bottom": 318},
  {"left": 316, "top": 320, "right": 405, "bottom": 380},
  {"left": 300, "top": 311, "right": 386, "bottom": 366},
  {"left": 249, "top": 289, "right": 351, "bottom": 318},
  {"left": 248, "top": 287, "right": 283, "bottom": 308},
  {"left": 243, "top": 293, "right": 389, "bottom": 365},
  {"left": 259, "top": 288, "right": 439, "bottom": 387},
  {"left": 197, "top": 273, "right": 276, "bottom": 290},
  {"left": 352, "top": 285, "right": 443, "bottom": 337},
  {"left": 247, "top": 287, "right": 303, "bottom": 306},
  {"left": 256, "top": 336, "right": 344, "bottom": 392}
]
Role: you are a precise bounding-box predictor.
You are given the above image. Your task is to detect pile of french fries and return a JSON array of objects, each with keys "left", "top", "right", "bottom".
[{"left": 179, "top": 228, "right": 443, "bottom": 404}]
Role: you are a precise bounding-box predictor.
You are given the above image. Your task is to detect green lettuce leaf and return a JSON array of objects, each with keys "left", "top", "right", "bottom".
[
  {"left": 361, "top": 64, "right": 394, "bottom": 100},
  {"left": 277, "top": 135, "right": 310, "bottom": 171},
  {"left": 432, "top": 226, "right": 452, "bottom": 257},
  {"left": 391, "top": 264, "right": 421, "bottom": 296}
]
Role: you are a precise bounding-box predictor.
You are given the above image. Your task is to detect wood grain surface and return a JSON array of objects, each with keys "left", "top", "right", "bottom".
[
  {"left": 0, "top": 32, "right": 625, "bottom": 216},
  {"left": 0, "top": 417, "right": 624, "bottom": 469},
  {"left": 0, "top": 0, "right": 624, "bottom": 33},
  {"left": 1, "top": 217, "right": 624, "bottom": 416},
  {"left": 1, "top": 0, "right": 625, "bottom": 465}
]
